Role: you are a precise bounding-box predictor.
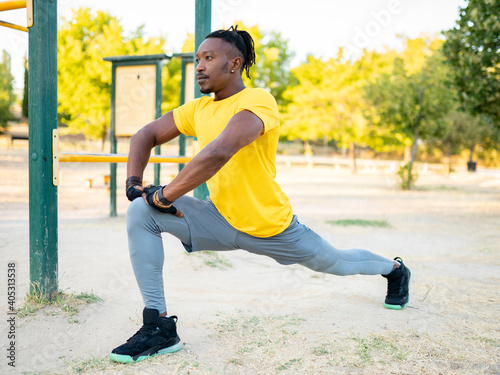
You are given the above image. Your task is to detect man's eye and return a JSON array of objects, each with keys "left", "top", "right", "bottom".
[
  {"left": 206, "top": 56, "right": 212, "bottom": 60},
  {"left": 195, "top": 59, "right": 200, "bottom": 64}
]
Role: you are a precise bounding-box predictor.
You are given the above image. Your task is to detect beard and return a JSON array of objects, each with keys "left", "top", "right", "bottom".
[{"left": 200, "top": 86, "right": 213, "bottom": 94}]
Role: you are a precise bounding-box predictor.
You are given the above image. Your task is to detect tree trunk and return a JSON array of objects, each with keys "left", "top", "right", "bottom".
[
  {"left": 410, "top": 128, "right": 420, "bottom": 164},
  {"left": 405, "top": 128, "right": 420, "bottom": 189},
  {"left": 350, "top": 142, "right": 357, "bottom": 174},
  {"left": 447, "top": 150, "right": 453, "bottom": 175},
  {"left": 469, "top": 144, "right": 475, "bottom": 162}
]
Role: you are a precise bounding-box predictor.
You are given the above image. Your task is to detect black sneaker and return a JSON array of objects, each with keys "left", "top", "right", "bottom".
[
  {"left": 110, "top": 308, "right": 182, "bottom": 363},
  {"left": 382, "top": 257, "right": 411, "bottom": 310}
]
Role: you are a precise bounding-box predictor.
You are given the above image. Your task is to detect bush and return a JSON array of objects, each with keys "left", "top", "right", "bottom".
[{"left": 396, "top": 163, "right": 418, "bottom": 190}]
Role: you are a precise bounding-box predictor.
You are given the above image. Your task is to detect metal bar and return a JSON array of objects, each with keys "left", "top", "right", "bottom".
[
  {"left": 26, "top": 0, "right": 31, "bottom": 26},
  {"left": 109, "top": 63, "right": 117, "bottom": 217},
  {"left": 0, "top": 19, "right": 27, "bottom": 31},
  {"left": 193, "top": 0, "right": 211, "bottom": 200},
  {"left": 59, "top": 153, "right": 192, "bottom": 163},
  {"left": 178, "top": 58, "right": 187, "bottom": 172},
  {"left": 154, "top": 60, "right": 163, "bottom": 185},
  {"left": 29, "top": 0, "right": 58, "bottom": 301},
  {"left": 0, "top": 0, "right": 26, "bottom": 11}
]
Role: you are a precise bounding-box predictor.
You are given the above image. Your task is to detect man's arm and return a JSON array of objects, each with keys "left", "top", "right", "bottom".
[
  {"left": 162, "top": 110, "right": 264, "bottom": 201},
  {"left": 127, "top": 111, "right": 181, "bottom": 180}
]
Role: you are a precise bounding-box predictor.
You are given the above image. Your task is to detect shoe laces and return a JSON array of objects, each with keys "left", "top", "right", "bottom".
[
  {"left": 127, "top": 324, "right": 158, "bottom": 343},
  {"left": 387, "top": 270, "right": 403, "bottom": 296}
]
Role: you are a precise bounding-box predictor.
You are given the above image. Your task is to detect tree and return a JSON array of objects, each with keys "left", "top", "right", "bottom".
[
  {"left": 234, "top": 23, "right": 295, "bottom": 107},
  {"left": 443, "top": 0, "right": 500, "bottom": 128},
  {"left": 0, "top": 50, "right": 16, "bottom": 132},
  {"left": 280, "top": 48, "right": 396, "bottom": 171},
  {"left": 427, "top": 111, "right": 487, "bottom": 172},
  {"left": 57, "top": 8, "right": 165, "bottom": 142},
  {"left": 161, "top": 33, "right": 194, "bottom": 114},
  {"left": 364, "top": 37, "right": 456, "bottom": 188}
]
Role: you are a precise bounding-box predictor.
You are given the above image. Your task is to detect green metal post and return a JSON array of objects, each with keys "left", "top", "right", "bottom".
[
  {"left": 154, "top": 60, "right": 163, "bottom": 185},
  {"left": 109, "top": 63, "right": 117, "bottom": 217},
  {"left": 178, "top": 58, "right": 187, "bottom": 172},
  {"left": 193, "top": 0, "right": 211, "bottom": 199},
  {"left": 29, "top": 0, "right": 58, "bottom": 299}
]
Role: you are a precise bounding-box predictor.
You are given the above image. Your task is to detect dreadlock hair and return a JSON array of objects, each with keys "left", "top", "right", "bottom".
[{"left": 205, "top": 25, "right": 256, "bottom": 79}]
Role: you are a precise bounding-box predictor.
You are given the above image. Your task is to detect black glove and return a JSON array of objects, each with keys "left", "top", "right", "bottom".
[
  {"left": 126, "top": 186, "right": 143, "bottom": 202},
  {"left": 126, "top": 176, "right": 143, "bottom": 202},
  {"left": 143, "top": 185, "right": 178, "bottom": 215}
]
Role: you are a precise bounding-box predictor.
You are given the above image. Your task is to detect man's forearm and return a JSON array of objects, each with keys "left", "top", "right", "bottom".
[
  {"left": 162, "top": 142, "right": 230, "bottom": 201},
  {"left": 127, "top": 129, "right": 156, "bottom": 180},
  {"left": 127, "top": 111, "right": 181, "bottom": 181}
]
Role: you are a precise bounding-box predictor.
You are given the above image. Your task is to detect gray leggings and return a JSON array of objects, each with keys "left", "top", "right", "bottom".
[{"left": 127, "top": 196, "right": 394, "bottom": 314}]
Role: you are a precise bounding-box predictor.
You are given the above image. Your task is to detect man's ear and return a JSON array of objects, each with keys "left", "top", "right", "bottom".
[{"left": 231, "top": 56, "right": 242, "bottom": 73}]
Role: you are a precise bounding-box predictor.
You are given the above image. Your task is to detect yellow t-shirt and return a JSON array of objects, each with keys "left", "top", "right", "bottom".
[{"left": 173, "top": 87, "right": 293, "bottom": 237}]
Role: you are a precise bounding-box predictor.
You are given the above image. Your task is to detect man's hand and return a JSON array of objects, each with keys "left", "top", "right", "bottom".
[
  {"left": 126, "top": 176, "right": 144, "bottom": 202},
  {"left": 142, "top": 185, "right": 183, "bottom": 217}
]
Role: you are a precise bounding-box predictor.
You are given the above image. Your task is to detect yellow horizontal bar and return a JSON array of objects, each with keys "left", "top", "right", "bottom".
[
  {"left": 0, "top": 0, "right": 26, "bottom": 12},
  {"left": 59, "top": 153, "right": 192, "bottom": 164},
  {"left": 0, "top": 19, "right": 27, "bottom": 32}
]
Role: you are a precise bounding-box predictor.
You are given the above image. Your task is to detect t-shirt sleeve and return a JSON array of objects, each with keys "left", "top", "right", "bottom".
[
  {"left": 237, "top": 89, "right": 279, "bottom": 134},
  {"left": 173, "top": 99, "right": 198, "bottom": 137}
]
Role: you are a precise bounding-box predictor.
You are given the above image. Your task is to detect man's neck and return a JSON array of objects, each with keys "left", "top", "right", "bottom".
[{"left": 213, "top": 81, "right": 246, "bottom": 101}]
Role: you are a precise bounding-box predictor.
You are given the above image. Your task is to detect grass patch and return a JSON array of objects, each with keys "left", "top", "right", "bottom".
[
  {"left": 199, "top": 250, "right": 233, "bottom": 269},
  {"left": 70, "top": 357, "right": 109, "bottom": 373},
  {"left": 418, "top": 185, "right": 462, "bottom": 192},
  {"left": 276, "top": 357, "right": 303, "bottom": 370},
  {"left": 347, "top": 334, "right": 410, "bottom": 367},
  {"left": 18, "top": 288, "right": 103, "bottom": 323},
  {"left": 326, "top": 219, "right": 391, "bottom": 228}
]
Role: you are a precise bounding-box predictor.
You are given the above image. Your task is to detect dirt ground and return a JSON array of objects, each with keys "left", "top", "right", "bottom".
[{"left": 1, "top": 145, "right": 499, "bottom": 375}]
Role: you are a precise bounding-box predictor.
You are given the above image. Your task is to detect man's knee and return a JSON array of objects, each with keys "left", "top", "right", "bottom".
[{"left": 127, "top": 198, "right": 152, "bottom": 232}]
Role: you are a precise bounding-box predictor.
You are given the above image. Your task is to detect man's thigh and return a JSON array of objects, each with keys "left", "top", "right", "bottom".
[
  {"left": 174, "top": 196, "right": 239, "bottom": 252},
  {"left": 234, "top": 216, "right": 326, "bottom": 265}
]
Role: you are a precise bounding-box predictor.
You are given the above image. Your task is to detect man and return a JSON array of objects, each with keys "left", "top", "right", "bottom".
[{"left": 110, "top": 26, "right": 411, "bottom": 364}]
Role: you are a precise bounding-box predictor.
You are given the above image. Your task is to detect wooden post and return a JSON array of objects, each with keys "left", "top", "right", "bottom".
[{"left": 28, "top": 0, "right": 58, "bottom": 300}]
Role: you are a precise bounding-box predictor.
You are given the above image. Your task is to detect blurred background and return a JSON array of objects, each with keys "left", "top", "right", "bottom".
[{"left": 0, "top": 0, "right": 498, "bottom": 189}]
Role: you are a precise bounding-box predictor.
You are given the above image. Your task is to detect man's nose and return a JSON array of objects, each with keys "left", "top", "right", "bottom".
[{"left": 196, "top": 61, "right": 204, "bottom": 72}]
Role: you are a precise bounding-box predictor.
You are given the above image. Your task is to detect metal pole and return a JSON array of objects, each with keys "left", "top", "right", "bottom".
[
  {"left": 109, "top": 63, "right": 117, "bottom": 217},
  {"left": 193, "top": 0, "right": 211, "bottom": 199},
  {"left": 154, "top": 60, "right": 163, "bottom": 185},
  {"left": 28, "top": 0, "right": 58, "bottom": 300},
  {"left": 178, "top": 58, "right": 187, "bottom": 172}
]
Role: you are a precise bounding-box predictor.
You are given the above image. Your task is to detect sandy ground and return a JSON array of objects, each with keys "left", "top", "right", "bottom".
[{"left": 0, "top": 145, "right": 499, "bottom": 375}]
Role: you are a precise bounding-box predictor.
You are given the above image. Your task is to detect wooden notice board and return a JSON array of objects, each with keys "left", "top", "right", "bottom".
[{"left": 115, "top": 65, "right": 156, "bottom": 137}]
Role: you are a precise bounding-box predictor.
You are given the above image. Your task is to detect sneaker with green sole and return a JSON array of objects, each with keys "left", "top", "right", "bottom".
[
  {"left": 382, "top": 257, "right": 411, "bottom": 310},
  {"left": 110, "top": 308, "right": 182, "bottom": 363}
]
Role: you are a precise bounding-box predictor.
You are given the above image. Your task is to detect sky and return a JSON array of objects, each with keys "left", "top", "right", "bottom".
[{"left": 0, "top": 0, "right": 467, "bottom": 89}]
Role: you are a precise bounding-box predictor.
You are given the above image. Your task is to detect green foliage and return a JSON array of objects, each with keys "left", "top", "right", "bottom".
[
  {"left": 443, "top": 0, "right": 500, "bottom": 128},
  {"left": 364, "top": 36, "right": 457, "bottom": 186},
  {"left": 235, "top": 22, "right": 295, "bottom": 106},
  {"left": 397, "top": 162, "right": 418, "bottom": 190},
  {"left": 0, "top": 50, "right": 16, "bottom": 131},
  {"left": 57, "top": 8, "right": 165, "bottom": 141},
  {"left": 280, "top": 48, "right": 395, "bottom": 162}
]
